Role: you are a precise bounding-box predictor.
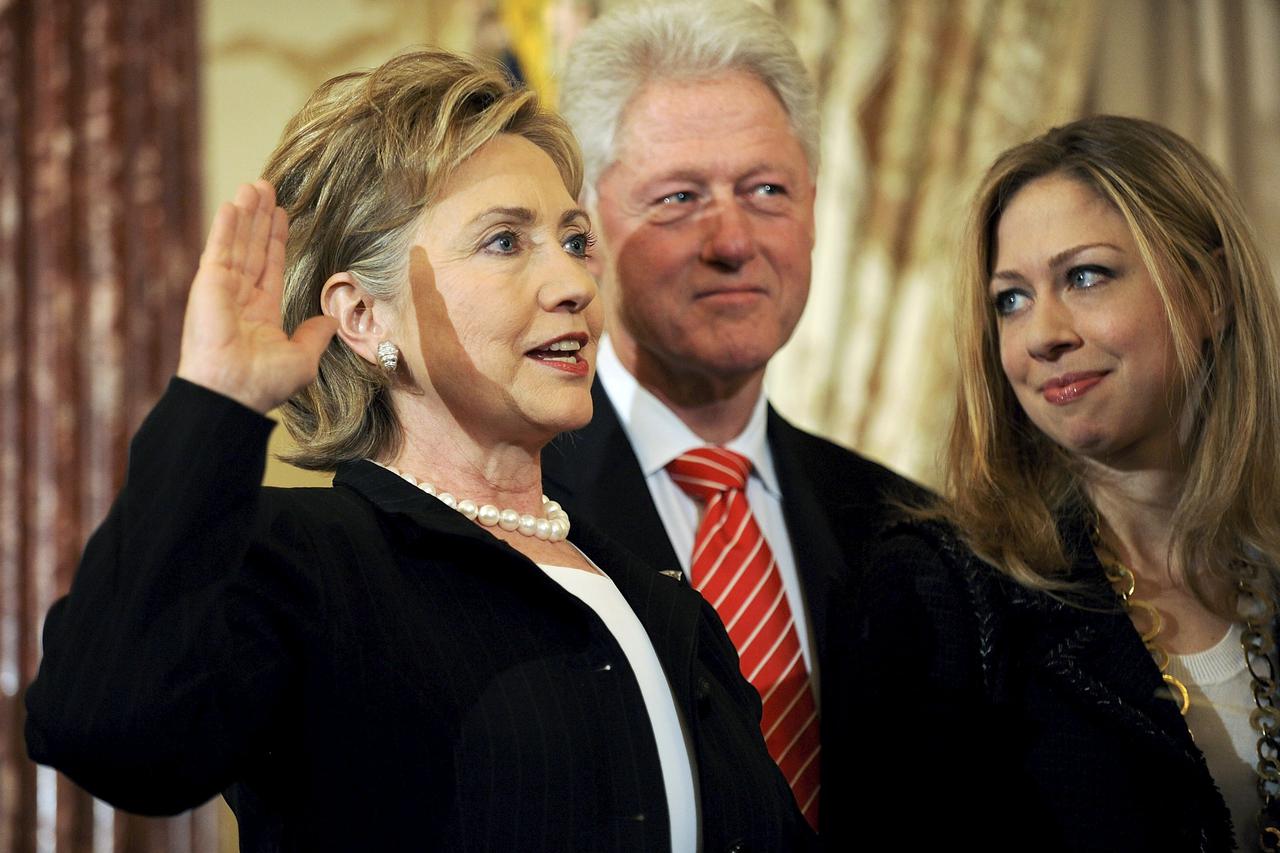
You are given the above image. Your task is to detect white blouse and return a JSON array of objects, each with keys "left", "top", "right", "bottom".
[
  {"left": 538, "top": 562, "right": 699, "bottom": 853},
  {"left": 1169, "top": 623, "right": 1258, "bottom": 851}
]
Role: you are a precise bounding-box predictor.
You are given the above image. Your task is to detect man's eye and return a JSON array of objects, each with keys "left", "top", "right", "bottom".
[
  {"left": 659, "top": 191, "right": 695, "bottom": 205},
  {"left": 755, "top": 183, "right": 783, "bottom": 196}
]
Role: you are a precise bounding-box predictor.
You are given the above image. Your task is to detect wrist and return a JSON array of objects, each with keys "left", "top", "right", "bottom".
[{"left": 175, "top": 361, "right": 275, "bottom": 415}]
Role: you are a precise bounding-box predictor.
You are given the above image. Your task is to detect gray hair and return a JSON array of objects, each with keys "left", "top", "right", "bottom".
[{"left": 559, "top": 0, "right": 820, "bottom": 201}]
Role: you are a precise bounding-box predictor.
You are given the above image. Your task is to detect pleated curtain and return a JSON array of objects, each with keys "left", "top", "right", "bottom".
[{"left": 0, "top": 0, "right": 213, "bottom": 850}]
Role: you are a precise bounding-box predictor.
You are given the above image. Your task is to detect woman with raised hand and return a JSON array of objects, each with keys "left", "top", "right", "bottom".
[
  {"left": 834, "top": 116, "right": 1280, "bottom": 852},
  {"left": 24, "top": 49, "right": 812, "bottom": 853}
]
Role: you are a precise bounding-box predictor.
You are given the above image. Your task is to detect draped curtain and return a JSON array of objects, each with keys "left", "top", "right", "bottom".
[
  {"left": 767, "top": 0, "right": 1101, "bottom": 485},
  {"left": 0, "top": 1, "right": 211, "bottom": 850},
  {"left": 762, "top": 0, "right": 1280, "bottom": 487}
]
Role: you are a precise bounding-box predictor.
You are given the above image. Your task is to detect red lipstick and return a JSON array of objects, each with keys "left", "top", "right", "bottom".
[{"left": 525, "top": 333, "right": 590, "bottom": 377}]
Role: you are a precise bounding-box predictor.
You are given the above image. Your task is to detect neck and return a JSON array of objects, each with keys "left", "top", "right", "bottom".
[
  {"left": 384, "top": 393, "right": 547, "bottom": 515},
  {"left": 1085, "top": 461, "right": 1185, "bottom": 585},
  {"left": 612, "top": 334, "right": 765, "bottom": 445}
]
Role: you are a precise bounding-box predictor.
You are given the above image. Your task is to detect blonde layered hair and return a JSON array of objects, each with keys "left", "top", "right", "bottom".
[
  {"left": 945, "top": 115, "right": 1280, "bottom": 610},
  {"left": 263, "top": 49, "right": 582, "bottom": 469}
]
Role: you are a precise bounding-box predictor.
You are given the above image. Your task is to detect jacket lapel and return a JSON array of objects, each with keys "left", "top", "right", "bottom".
[
  {"left": 766, "top": 409, "right": 846, "bottom": 667},
  {"left": 542, "top": 380, "right": 682, "bottom": 575},
  {"left": 571, "top": 520, "right": 702, "bottom": 703},
  {"left": 972, "top": 519, "right": 1206, "bottom": 772},
  {"left": 340, "top": 458, "right": 703, "bottom": 704}
]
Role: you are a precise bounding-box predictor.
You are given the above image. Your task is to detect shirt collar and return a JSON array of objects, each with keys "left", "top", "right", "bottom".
[{"left": 595, "top": 334, "right": 780, "bottom": 497}]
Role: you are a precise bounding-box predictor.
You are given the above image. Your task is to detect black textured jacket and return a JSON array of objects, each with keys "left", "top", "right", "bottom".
[
  {"left": 25, "top": 379, "right": 815, "bottom": 853},
  {"left": 826, "top": 517, "right": 1239, "bottom": 852}
]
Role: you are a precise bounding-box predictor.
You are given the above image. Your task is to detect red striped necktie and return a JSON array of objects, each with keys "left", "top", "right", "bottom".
[{"left": 666, "top": 447, "right": 820, "bottom": 828}]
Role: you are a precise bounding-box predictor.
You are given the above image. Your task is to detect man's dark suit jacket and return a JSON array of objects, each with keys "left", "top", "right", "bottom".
[
  {"left": 25, "top": 379, "right": 815, "bottom": 852},
  {"left": 542, "top": 380, "right": 923, "bottom": 833}
]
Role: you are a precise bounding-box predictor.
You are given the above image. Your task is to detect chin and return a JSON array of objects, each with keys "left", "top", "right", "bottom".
[{"left": 536, "top": 395, "right": 594, "bottom": 437}]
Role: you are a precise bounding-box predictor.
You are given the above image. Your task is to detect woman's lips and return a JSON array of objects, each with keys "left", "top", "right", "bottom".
[
  {"left": 1041, "top": 372, "right": 1107, "bottom": 405},
  {"left": 526, "top": 351, "right": 590, "bottom": 376},
  {"left": 534, "top": 356, "right": 589, "bottom": 376}
]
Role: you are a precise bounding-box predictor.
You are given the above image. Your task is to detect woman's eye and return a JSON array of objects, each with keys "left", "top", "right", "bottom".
[
  {"left": 993, "top": 289, "right": 1030, "bottom": 317},
  {"left": 1068, "top": 266, "right": 1109, "bottom": 288},
  {"left": 484, "top": 231, "right": 519, "bottom": 254},
  {"left": 563, "top": 231, "right": 596, "bottom": 258}
]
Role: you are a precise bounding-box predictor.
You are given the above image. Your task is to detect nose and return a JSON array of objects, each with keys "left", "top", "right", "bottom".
[
  {"left": 700, "top": 198, "right": 757, "bottom": 272},
  {"left": 1025, "top": 296, "right": 1081, "bottom": 361},
  {"left": 538, "top": 253, "right": 598, "bottom": 315}
]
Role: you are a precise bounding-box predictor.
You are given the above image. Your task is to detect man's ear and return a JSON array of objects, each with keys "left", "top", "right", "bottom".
[{"left": 321, "top": 272, "right": 391, "bottom": 366}]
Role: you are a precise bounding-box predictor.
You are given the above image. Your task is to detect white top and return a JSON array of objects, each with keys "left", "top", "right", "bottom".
[
  {"left": 594, "top": 335, "right": 816, "bottom": 691},
  {"left": 1168, "top": 624, "right": 1257, "bottom": 852},
  {"left": 538, "top": 562, "right": 699, "bottom": 853}
]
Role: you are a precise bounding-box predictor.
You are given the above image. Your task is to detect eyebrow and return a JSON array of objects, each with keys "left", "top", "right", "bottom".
[
  {"left": 990, "top": 242, "right": 1124, "bottom": 283},
  {"left": 466, "top": 206, "right": 590, "bottom": 228},
  {"left": 644, "top": 163, "right": 791, "bottom": 187}
]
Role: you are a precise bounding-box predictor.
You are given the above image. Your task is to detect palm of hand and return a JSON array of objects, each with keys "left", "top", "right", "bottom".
[{"left": 177, "top": 181, "right": 337, "bottom": 414}]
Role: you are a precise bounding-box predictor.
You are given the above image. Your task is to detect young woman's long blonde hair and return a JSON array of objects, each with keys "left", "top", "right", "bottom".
[{"left": 943, "top": 115, "right": 1280, "bottom": 612}]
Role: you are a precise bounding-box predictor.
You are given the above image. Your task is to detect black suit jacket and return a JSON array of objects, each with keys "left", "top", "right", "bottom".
[
  {"left": 542, "top": 380, "right": 923, "bottom": 830},
  {"left": 25, "top": 379, "right": 815, "bottom": 853},
  {"left": 829, "top": 517, "right": 1238, "bottom": 852}
]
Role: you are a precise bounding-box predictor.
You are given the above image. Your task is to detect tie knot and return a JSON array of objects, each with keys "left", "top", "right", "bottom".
[{"left": 666, "top": 447, "right": 751, "bottom": 502}]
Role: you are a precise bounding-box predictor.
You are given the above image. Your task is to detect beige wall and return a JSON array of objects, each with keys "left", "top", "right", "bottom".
[{"left": 201, "top": 0, "right": 491, "bottom": 489}]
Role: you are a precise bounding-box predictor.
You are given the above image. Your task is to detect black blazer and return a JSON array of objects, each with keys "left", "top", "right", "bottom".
[
  {"left": 25, "top": 379, "right": 815, "bottom": 853},
  {"left": 542, "top": 380, "right": 923, "bottom": 831},
  {"left": 828, "top": 517, "right": 1238, "bottom": 852}
]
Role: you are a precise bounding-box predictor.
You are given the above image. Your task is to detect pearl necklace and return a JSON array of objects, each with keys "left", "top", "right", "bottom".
[{"left": 374, "top": 462, "right": 571, "bottom": 542}]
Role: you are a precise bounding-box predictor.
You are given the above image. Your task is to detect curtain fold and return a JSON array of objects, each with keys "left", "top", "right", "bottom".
[
  {"left": 0, "top": 0, "right": 213, "bottom": 850},
  {"left": 769, "top": 0, "right": 1099, "bottom": 485}
]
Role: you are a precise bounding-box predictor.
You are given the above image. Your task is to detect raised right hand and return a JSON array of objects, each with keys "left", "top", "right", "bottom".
[{"left": 176, "top": 181, "right": 338, "bottom": 414}]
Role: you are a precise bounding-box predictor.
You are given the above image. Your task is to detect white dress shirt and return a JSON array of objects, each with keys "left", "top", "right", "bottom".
[{"left": 594, "top": 335, "right": 817, "bottom": 687}]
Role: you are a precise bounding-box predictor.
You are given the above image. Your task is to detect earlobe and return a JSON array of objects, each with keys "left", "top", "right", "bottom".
[{"left": 321, "top": 272, "right": 389, "bottom": 366}]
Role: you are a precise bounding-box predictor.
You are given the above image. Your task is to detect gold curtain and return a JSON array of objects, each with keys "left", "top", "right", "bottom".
[
  {"left": 765, "top": 0, "right": 1100, "bottom": 487},
  {"left": 762, "top": 0, "right": 1279, "bottom": 488},
  {"left": 1083, "top": 0, "right": 1280, "bottom": 284},
  {"left": 0, "top": 0, "right": 213, "bottom": 850}
]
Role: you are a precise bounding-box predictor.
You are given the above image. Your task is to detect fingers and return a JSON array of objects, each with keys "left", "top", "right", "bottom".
[
  {"left": 229, "top": 183, "right": 259, "bottom": 275},
  {"left": 200, "top": 203, "right": 239, "bottom": 270},
  {"left": 262, "top": 207, "right": 290, "bottom": 311},
  {"left": 291, "top": 314, "right": 340, "bottom": 364},
  {"left": 242, "top": 180, "right": 278, "bottom": 286}
]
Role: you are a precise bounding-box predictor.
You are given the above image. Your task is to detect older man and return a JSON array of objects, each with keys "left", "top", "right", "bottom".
[{"left": 542, "top": 0, "right": 919, "bottom": 831}]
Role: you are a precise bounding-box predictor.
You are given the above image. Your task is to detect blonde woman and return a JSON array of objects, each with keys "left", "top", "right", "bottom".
[
  {"left": 833, "top": 116, "right": 1280, "bottom": 852},
  {"left": 25, "top": 50, "right": 813, "bottom": 852}
]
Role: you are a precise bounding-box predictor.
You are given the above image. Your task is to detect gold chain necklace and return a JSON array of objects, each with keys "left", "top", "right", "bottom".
[
  {"left": 1093, "top": 535, "right": 1190, "bottom": 714},
  {"left": 1093, "top": 531, "right": 1280, "bottom": 850},
  {"left": 1238, "top": 565, "right": 1280, "bottom": 851}
]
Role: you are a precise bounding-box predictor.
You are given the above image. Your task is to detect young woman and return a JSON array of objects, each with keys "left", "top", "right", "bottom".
[{"left": 833, "top": 116, "right": 1280, "bottom": 852}]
